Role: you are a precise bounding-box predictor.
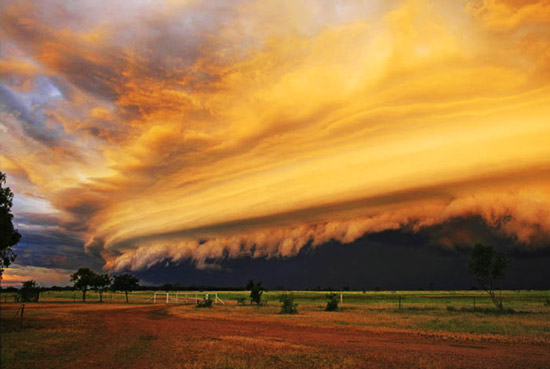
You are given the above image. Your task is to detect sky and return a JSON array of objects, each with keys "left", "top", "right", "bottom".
[{"left": 1, "top": 0, "right": 549, "bottom": 288}]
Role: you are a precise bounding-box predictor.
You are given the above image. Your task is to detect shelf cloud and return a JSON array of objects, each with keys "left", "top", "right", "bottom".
[{"left": 1, "top": 0, "right": 549, "bottom": 275}]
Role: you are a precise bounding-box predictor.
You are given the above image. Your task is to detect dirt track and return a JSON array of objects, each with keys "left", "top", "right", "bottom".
[
  {"left": 86, "top": 305, "right": 550, "bottom": 368},
  {"left": 4, "top": 304, "right": 550, "bottom": 368}
]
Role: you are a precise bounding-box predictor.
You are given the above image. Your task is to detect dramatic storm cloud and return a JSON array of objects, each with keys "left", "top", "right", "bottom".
[{"left": 1, "top": 0, "right": 549, "bottom": 281}]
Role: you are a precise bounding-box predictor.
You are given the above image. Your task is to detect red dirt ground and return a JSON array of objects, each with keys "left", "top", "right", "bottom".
[{"left": 3, "top": 304, "right": 550, "bottom": 368}]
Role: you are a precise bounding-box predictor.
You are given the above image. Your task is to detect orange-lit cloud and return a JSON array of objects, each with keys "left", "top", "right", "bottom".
[
  {"left": 1, "top": 265, "right": 72, "bottom": 287},
  {"left": 1, "top": 0, "right": 549, "bottom": 273}
]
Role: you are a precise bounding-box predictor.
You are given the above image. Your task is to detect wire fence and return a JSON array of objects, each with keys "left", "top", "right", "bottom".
[{"left": 1, "top": 290, "right": 549, "bottom": 312}]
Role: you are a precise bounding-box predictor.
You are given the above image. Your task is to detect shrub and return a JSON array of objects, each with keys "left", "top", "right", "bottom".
[
  {"left": 325, "top": 293, "right": 339, "bottom": 311},
  {"left": 19, "top": 280, "right": 40, "bottom": 302},
  {"left": 196, "top": 296, "right": 213, "bottom": 308},
  {"left": 250, "top": 281, "right": 264, "bottom": 305},
  {"left": 279, "top": 293, "right": 298, "bottom": 314},
  {"left": 544, "top": 299, "right": 550, "bottom": 307}
]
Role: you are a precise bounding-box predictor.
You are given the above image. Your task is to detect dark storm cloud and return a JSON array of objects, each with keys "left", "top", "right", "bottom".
[
  {"left": 15, "top": 212, "right": 63, "bottom": 227},
  {"left": 14, "top": 227, "right": 103, "bottom": 271},
  {"left": 136, "top": 226, "right": 550, "bottom": 290}
]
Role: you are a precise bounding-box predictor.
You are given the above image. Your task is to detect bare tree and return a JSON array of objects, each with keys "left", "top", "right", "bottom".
[{"left": 469, "top": 242, "right": 510, "bottom": 310}]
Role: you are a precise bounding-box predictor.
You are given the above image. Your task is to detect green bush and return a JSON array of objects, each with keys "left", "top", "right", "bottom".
[
  {"left": 19, "top": 280, "right": 40, "bottom": 302},
  {"left": 325, "top": 293, "right": 339, "bottom": 311},
  {"left": 544, "top": 299, "right": 550, "bottom": 306},
  {"left": 249, "top": 281, "right": 264, "bottom": 305},
  {"left": 279, "top": 293, "right": 298, "bottom": 314},
  {"left": 196, "top": 296, "right": 213, "bottom": 308}
]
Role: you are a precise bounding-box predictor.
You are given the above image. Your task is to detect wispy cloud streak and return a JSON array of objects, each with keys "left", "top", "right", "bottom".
[{"left": 1, "top": 0, "right": 549, "bottom": 273}]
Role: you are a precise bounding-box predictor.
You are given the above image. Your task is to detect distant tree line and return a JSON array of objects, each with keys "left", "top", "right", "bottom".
[
  {"left": 70, "top": 267, "right": 140, "bottom": 302},
  {"left": 3, "top": 241, "right": 513, "bottom": 313},
  {"left": 6, "top": 282, "right": 527, "bottom": 294},
  {"left": 153, "top": 283, "right": 248, "bottom": 292}
]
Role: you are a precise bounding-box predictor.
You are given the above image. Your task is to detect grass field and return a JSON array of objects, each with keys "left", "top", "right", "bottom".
[
  {"left": 3, "top": 289, "right": 549, "bottom": 308},
  {"left": 2, "top": 290, "right": 550, "bottom": 368}
]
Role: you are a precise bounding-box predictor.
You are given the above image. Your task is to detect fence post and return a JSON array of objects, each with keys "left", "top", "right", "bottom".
[
  {"left": 166, "top": 292, "right": 169, "bottom": 304},
  {"left": 20, "top": 304, "right": 25, "bottom": 327},
  {"left": 340, "top": 293, "right": 343, "bottom": 307}
]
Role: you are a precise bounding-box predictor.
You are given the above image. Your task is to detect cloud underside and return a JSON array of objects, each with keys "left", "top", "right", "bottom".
[
  {"left": 1, "top": 0, "right": 549, "bottom": 272},
  {"left": 1, "top": 265, "right": 72, "bottom": 287}
]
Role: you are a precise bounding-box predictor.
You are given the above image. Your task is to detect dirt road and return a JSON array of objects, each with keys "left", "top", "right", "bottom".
[
  {"left": 3, "top": 304, "right": 550, "bottom": 368},
  {"left": 85, "top": 305, "right": 550, "bottom": 368}
]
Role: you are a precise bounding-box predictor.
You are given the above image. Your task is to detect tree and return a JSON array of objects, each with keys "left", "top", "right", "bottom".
[
  {"left": 469, "top": 242, "right": 510, "bottom": 311},
  {"left": 111, "top": 274, "right": 139, "bottom": 303},
  {"left": 325, "top": 292, "right": 339, "bottom": 311},
  {"left": 0, "top": 172, "right": 22, "bottom": 275},
  {"left": 247, "top": 280, "right": 264, "bottom": 305},
  {"left": 70, "top": 268, "right": 97, "bottom": 302},
  {"left": 20, "top": 279, "right": 40, "bottom": 302},
  {"left": 91, "top": 273, "right": 111, "bottom": 302},
  {"left": 279, "top": 293, "right": 298, "bottom": 314}
]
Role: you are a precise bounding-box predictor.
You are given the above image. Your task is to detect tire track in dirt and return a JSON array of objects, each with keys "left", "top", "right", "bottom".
[{"left": 93, "top": 305, "right": 550, "bottom": 369}]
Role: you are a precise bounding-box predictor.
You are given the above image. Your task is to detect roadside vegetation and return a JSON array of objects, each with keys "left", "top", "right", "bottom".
[
  {"left": 325, "top": 292, "right": 340, "bottom": 311},
  {"left": 279, "top": 293, "right": 298, "bottom": 314},
  {"left": 2, "top": 292, "right": 549, "bottom": 369}
]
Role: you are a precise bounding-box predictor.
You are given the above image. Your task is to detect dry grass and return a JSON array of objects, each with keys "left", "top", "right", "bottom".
[
  {"left": 171, "top": 302, "right": 550, "bottom": 344},
  {"left": 1, "top": 293, "right": 549, "bottom": 369}
]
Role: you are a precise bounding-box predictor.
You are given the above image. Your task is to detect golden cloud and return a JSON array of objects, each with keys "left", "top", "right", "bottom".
[{"left": 1, "top": 0, "right": 549, "bottom": 271}]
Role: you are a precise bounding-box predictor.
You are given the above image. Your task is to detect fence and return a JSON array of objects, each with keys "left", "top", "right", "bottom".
[{"left": 1, "top": 290, "right": 548, "bottom": 311}]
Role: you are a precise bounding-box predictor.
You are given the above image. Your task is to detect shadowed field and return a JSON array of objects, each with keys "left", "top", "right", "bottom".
[{"left": 1, "top": 291, "right": 549, "bottom": 368}]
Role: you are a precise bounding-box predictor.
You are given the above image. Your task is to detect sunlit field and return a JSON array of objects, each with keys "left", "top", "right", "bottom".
[{"left": 2, "top": 290, "right": 549, "bottom": 369}]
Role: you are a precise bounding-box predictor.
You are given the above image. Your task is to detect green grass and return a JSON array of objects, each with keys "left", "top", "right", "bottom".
[
  {"left": 2, "top": 294, "right": 550, "bottom": 369},
  {"left": 2, "top": 289, "right": 549, "bottom": 311},
  {"left": 420, "top": 314, "right": 550, "bottom": 336}
]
